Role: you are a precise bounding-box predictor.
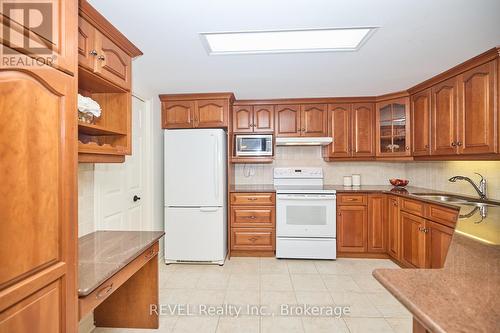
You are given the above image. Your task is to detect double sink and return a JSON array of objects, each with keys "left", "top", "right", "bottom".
[{"left": 412, "top": 193, "right": 500, "bottom": 208}]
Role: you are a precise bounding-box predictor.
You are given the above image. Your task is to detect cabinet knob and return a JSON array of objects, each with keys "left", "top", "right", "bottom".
[
  {"left": 133, "top": 195, "right": 141, "bottom": 202},
  {"left": 405, "top": 146, "right": 409, "bottom": 150},
  {"left": 424, "top": 144, "right": 429, "bottom": 149},
  {"left": 457, "top": 141, "right": 462, "bottom": 146},
  {"left": 89, "top": 49, "right": 98, "bottom": 56},
  {"left": 451, "top": 142, "right": 457, "bottom": 147},
  {"left": 97, "top": 55, "right": 105, "bottom": 61}
]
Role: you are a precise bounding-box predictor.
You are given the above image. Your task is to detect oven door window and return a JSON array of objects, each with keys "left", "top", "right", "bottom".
[{"left": 286, "top": 206, "right": 326, "bottom": 225}]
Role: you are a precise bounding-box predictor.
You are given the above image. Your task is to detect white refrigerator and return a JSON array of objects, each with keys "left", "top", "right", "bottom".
[{"left": 164, "top": 129, "right": 227, "bottom": 264}]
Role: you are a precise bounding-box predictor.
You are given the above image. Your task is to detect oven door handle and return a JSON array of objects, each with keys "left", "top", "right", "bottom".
[{"left": 277, "top": 195, "right": 336, "bottom": 200}]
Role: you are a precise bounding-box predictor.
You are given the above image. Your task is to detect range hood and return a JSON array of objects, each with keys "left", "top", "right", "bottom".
[{"left": 275, "top": 137, "right": 333, "bottom": 146}]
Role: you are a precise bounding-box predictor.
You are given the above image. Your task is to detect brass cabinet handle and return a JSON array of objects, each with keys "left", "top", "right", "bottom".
[
  {"left": 96, "top": 283, "right": 113, "bottom": 299},
  {"left": 405, "top": 146, "right": 409, "bottom": 150},
  {"left": 248, "top": 237, "right": 259, "bottom": 242},
  {"left": 89, "top": 49, "right": 98, "bottom": 56},
  {"left": 393, "top": 201, "right": 398, "bottom": 206},
  {"left": 457, "top": 141, "right": 462, "bottom": 146},
  {"left": 97, "top": 55, "right": 105, "bottom": 61},
  {"left": 247, "top": 197, "right": 258, "bottom": 201},
  {"left": 451, "top": 142, "right": 457, "bottom": 147},
  {"left": 424, "top": 144, "right": 429, "bottom": 149}
]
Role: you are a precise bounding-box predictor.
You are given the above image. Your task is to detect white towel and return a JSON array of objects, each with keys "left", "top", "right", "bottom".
[{"left": 78, "top": 94, "right": 102, "bottom": 118}]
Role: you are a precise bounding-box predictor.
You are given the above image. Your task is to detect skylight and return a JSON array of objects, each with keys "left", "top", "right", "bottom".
[{"left": 200, "top": 27, "right": 376, "bottom": 55}]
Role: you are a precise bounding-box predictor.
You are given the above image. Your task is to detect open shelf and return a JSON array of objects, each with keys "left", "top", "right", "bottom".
[{"left": 78, "top": 122, "right": 126, "bottom": 136}]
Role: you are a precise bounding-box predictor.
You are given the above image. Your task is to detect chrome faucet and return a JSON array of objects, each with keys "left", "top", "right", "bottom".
[{"left": 448, "top": 173, "right": 487, "bottom": 200}]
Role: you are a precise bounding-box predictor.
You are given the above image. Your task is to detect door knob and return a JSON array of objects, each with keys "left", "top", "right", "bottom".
[{"left": 133, "top": 195, "right": 141, "bottom": 202}]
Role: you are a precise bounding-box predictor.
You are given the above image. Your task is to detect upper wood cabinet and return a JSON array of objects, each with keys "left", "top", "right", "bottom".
[
  {"left": 0, "top": 0, "right": 77, "bottom": 75},
  {"left": 160, "top": 93, "right": 235, "bottom": 129},
  {"left": 457, "top": 60, "right": 497, "bottom": 155},
  {"left": 233, "top": 105, "right": 274, "bottom": 133},
  {"left": 325, "top": 104, "right": 351, "bottom": 158},
  {"left": 411, "top": 89, "right": 432, "bottom": 156},
  {"left": 77, "top": 1, "right": 142, "bottom": 163},
  {"left": 275, "top": 105, "right": 301, "bottom": 136},
  {"left": 325, "top": 102, "right": 375, "bottom": 159},
  {"left": 0, "top": 63, "right": 77, "bottom": 332},
  {"left": 300, "top": 104, "right": 328, "bottom": 136},
  {"left": 431, "top": 77, "right": 459, "bottom": 156},
  {"left": 376, "top": 97, "right": 411, "bottom": 157}
]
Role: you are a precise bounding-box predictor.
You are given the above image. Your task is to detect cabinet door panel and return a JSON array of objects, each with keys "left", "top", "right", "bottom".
[
  {"left": 233, "top": 105, "right": 253, "bottom": 133},
  {"left": 400, "top": 212, "right": 426, "bottom": 268},
  {"left": 275, "top": 105, "right": 300, "bottom": 137},
  {"left": 0, "top": 65, "right": 77, "bottom": 331},
  {"left": 253, "top": 105, "right": 274, "bottom": 132},
  {"left": 326, "top": 104, "right": 351, "bottom": 157},
  {"left": 337, "top": 205, "right": 367, "bottom": 253},
  {"left": 96, "top": 31, "right": 131, "bottom": 90},
  {"left": 458, "top": 61, "right": 497, "bottom": 154},
  {"left": 162, "top": 101, "right": 194, "bottom": 128},
  {"left": 368, "top": 195, "right": 386, "bottom": 253},
  {"left": 0, "top": 0, "right": 77, "bottom": 75},
  {"left": 431, "top": 78, "right": 458, "bottom": 155},
  {"left": 78, "top": 16, "right": 95, "bottom": 71},
  {"left": 352, "top": 103, "right": 375, "bottom": 156},
  {"left": 196, "top": 99, "right": 228, "bottom": 128},
  {"left": 301, "top": 104, "right": 327, "bottom": 137},
  {"left": 426, "top": 221, "right": 454, "bottom": 269},
  {"left": 411, "top": 89, "right": 431, "bottom": 156},
  {"left": 387, "top": 196, "right": 400, "bottom": 259}
]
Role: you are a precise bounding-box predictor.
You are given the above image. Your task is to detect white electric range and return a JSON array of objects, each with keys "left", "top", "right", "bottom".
[{"left": 274, "top": 167, "right": 337, "bottom": 260}]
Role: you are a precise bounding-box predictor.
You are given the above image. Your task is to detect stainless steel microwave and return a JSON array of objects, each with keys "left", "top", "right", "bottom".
[{"left": 235, "top": 134, "right": 273, "bottom": 156}]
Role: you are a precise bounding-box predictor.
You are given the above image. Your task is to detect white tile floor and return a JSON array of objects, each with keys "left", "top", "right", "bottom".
[{"left": 93, "top": 258, "right": 412, "bottom": 333}]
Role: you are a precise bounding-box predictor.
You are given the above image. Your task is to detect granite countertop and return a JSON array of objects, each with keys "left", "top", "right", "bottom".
[{"left": 78, "top": 230, "right": 165, "bottom": 297}]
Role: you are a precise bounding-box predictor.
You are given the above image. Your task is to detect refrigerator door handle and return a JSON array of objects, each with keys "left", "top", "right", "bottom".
[
  {"left": 213, "top": 134, "right": 219, "bottom": 200},
  {"left": 199, "top": 207, "right": 219, "bottom": 212}
]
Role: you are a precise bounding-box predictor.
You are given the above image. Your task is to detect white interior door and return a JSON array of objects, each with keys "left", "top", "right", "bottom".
[{"left": 95, "top": 96, "right": 149, "bottom": 231}]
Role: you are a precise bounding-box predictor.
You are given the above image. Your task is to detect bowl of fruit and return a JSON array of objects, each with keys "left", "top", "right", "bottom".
[{"left": 389, "top": 178, "right": 409, "bottom": 187}]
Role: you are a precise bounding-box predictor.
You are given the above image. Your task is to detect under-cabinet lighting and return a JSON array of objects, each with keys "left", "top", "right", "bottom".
[{"left": 200, "top": 27, "right": 377, "bottom": 55}]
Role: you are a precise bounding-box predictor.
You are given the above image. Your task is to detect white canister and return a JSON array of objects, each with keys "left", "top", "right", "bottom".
[
  {"left": 352, "top": 174, "right": 361, "bottom": 186},
  {"left": 343, "top": 176, "right": 352, "bottom": 187}
]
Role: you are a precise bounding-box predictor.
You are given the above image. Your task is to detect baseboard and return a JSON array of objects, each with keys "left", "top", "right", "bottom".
[
  {"left": 78, "top": 312, "right": 95, "bottom": 333},
  {"left": 230, "top": 250, "right": 275, "bottom": 257},
  {"left": 337, "top": 252, "right": 390, "bottom": 259}
]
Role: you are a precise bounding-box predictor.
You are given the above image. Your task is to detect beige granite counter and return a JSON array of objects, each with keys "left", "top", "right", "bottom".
[{"left": 78, "top": 230, "right": 164, "bottom": 296}]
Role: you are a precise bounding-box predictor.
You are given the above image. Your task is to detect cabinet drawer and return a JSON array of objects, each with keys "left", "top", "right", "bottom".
[
  {"left": 426, "top": 204, "right": 458, "bottom": 228},
  {"left": 230, "top": 193, "right": 275, "bottom": 206},
  {"left": 78, "top": 242, "right": 159, "bottom": 319},
  {"left": 231, "top": 207, "right": 275, "bottom": 228},
  {"left": 231, "top": 228, "right": 275, "bottom": 251},
  {"left": 338, "top": 194, "right": 367, "bottom": 205},
  {"left": 400, "top": 198, "right": 425, "bottom": 216}
]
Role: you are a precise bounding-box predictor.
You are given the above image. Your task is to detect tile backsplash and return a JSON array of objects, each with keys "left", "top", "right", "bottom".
[
  {"left": 78, "top": 164, "right": 95, "bottom": 237},
  {"left": 234, "top": 146, "right": 500, "bottom": 200}
]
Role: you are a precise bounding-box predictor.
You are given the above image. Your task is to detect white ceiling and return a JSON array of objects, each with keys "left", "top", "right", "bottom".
[{"left": 89, "top": 0, "right": 500, "bottom": 99}]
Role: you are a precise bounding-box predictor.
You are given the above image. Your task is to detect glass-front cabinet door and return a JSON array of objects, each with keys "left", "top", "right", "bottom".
[{"left": 375, "top": 97, "right": 411, "bottom": 157}]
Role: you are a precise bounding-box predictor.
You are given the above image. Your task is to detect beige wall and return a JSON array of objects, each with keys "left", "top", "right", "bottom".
[
  {"left": 78, "top": 164, "right": 95, "bottom": 237},
  {"left": 234, "top": 146, "right": 500, "bottom": 200}
]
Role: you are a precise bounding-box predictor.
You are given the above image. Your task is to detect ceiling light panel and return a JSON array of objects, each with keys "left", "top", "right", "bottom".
[{"left": 201, "top": 27, "right": 376, "bottom": 55}]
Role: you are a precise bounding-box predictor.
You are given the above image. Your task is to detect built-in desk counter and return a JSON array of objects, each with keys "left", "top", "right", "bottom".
[{"left": 78, "top": 231, "right": 164, "bottom": 329}]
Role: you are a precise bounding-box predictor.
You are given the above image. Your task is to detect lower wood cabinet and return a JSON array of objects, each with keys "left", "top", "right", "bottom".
[
  {"left": 367, "top": 195, "right": 386, "bottom": 253},
  {"left": 400, "top": 212, "right": 427, "bottom": 268},
  {"left": 337, "top": 205, "right": 368, "bottom": 253},
  {"left": 426, "top": 221, "right": 454, "bottom": 268},
  {"left": 230, "top": 192, "right": 276, "bottom": 256},
  {"left": 387, "top": 196, "right": 401, "bottom": 260}
]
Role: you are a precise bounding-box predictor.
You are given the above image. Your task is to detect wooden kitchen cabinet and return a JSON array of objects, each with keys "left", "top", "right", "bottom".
[
  {"left": 431, "top": 77, "right": 459, "bottom": 156},
  {"left": 325, "top": 103, "right": 375, "bottom": 159},
  {"left": 400, "top": 212, "right": 427, "bottom": 268},
  {"left": 275, "top": 104, "right": 301, "bottom": 136},
  {"left": 0, "top": 63, "right": 77, "bottom": 332},
  {"left": 411, "top": 89, "right": 432, "bottom": 156},
  {"left": 457, "top": 60, "right": 497, "bottom": 155},
  {"left": 233, "top": 105, "right": 274, "bottom": 133},
  {"left": 300, "top": 104, "right": 328, "bottom": 136},
  {"left": 387, "top": 196, "right": 400, "bottom": 260},
  {"left": 337, "top": 204, "right": 368, "bottom": 253},
  {"left": 368, "top": 195, "right": 386, "bottom": 253},
  {"left": 229, "top": 192, "right": 276, "bottom": 257},
  {"left": 160, "top": 93, "right": 234, "bottom": 129},
  {"left": 375, "top": 97, "right": 411, "bottom": 157},
  {"left": 426, "top": 220, "right": 454, "bottom": 268},
  {"left": 77, "top": 2, "right": 142, "bottom": 163},
  {"left": 326, "top": 104, "right": 351, "bottom": 158}
]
